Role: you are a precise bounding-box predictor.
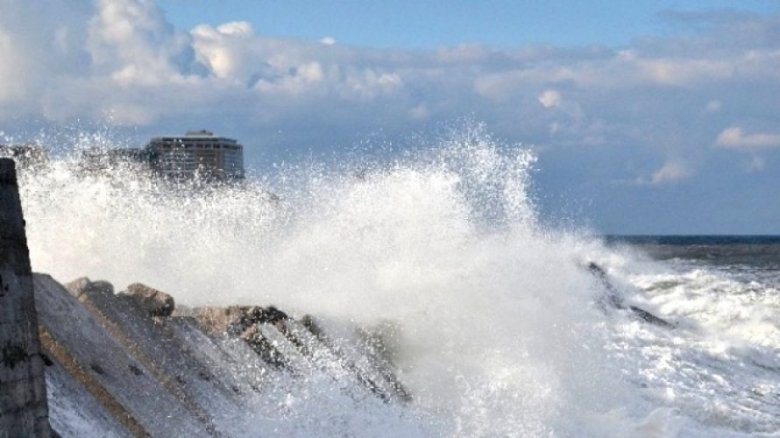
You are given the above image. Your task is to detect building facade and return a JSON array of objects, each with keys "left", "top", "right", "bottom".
[{"left": 146, "top": 130, "right": 244, "bottom": 180}]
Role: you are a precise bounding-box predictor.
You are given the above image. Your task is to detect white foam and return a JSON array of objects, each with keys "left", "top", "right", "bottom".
[{"left": 19, "top": 125, "right": 777, "bottom": 435}]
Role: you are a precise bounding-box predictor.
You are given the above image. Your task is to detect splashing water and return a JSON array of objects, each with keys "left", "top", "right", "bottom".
[{"left": 15, "top": 125, "right": 778, "bottom": 436}]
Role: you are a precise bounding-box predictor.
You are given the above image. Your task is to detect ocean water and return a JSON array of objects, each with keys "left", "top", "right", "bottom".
[
  {"left": 602, "top": 236, "right": 780, "bottom": 436},
  {"left": 13, "top": 127, "right": 780, "bottom": 436}
]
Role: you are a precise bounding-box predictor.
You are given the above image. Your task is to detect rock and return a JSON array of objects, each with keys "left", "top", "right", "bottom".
[
  {"left": 34, "top": 274, "right": 229, "bottom": 437},
  {"left": 628, "top": 305, "right": 675, "bottom": 328},
  {"left": 585, "top": 261, "right": 674, "bottom": 328},
  {"left": 239, "top": 325, "right": 288, "bottom": 369},
  {"left": 179, "top": 305, "right": 289, "bottom": 336},
  {"left": 587, "top": 262, "right": 623, "bottom": 309},
  {"left": 175, "top": 306, "right": 252, "bottom": 335},
  {"left": 300, "top": 314, "right": 322, "bottom": 337},
  {"left": 228, "top": 306, "right": 288, "bottom": 335},
  {"left": 64, "top": 278, "right": 115, "bottom": 301},
  {"left": 121, "top": 283, "right": 175, "bottom": 317},
  {"left": 175, "top": 305, "right": 294, "bottom": 370}
]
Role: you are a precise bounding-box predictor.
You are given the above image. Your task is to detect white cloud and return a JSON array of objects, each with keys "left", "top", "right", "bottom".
[
  {"left": 435, "top": 43, "right": 491, "bottom": 63},
  {"left": 0, "top": 26, "right": 26, "bottom": 102},
  {"left": 216, "top": 21, "right": 253, "bottom": 37},
  {"left": 87, "top": 0, "right": 198, "bottom": 84},
  {"left": 254, "top": 61, "right": 327, "bottom": 95},
  {"left": 636, "top": 58, "right": 734, "bottom": 85},
  {"left": 0, "top": 0, "right": 92, "bottom": 109},
  {"left": 642, "top": 160, "right": 691, "bottom": 185},
  {"left": 705, "top": 100, "right": 722, "bottom": 112},
  {"left": 344, "top": 69, "right": 403, "bottom": 99},
  {"left": 191, "top": 22, "right": 252, "bottom": 80},
  {"left": 0, "top": 0, "right": 779, "bottom": 189},
  {"left": 716, "top": 127, "right": 780, "bottom": 149},
  {"left": 538, "top": 89, "right": 562, "bottom": 108}
]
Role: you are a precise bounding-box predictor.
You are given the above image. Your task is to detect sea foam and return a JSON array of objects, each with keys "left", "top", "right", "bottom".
[{"left": 20, "top": 124, "right": 768, "bottom": 436}]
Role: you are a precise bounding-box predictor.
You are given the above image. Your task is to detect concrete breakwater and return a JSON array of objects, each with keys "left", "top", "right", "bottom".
[
  {"left": 0, "top": 158, "right": 409, "bottom": 437},
  {"left": 0, "top": 159, "right": 52, "bottom": 437},
  {"left": 36, "top": 276, "right": 410, "bottom": 437}
]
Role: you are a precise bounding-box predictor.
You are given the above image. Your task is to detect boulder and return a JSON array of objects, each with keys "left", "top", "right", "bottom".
[
  {"left": 228, "top": 306, "right": 288, "bottom": 335},
  {"left": 175, "top": 305, "right": 292, "bottom": 369},
  {"left": 587, "top": 262, "right": 623, "bottom": 309},
  {"left": 121, "top": 283, "right": 175, "bottom": 317},
  {"left": 65, "top": 278, "right": 115, "bottom": 301},
  {"left": 628, "top": 305, "right": 675, "bottom": 328},
  {"left": 239, "top": 325, "right": 288, "bottom": 369},
  {"left": 585, "top": 262, "right": 674, "bottom": 328},
  {"left": 175, "top": 306, "right": 252, "bottom": 335},
  {"left": 178, "top": 305, "right": 289, "bottom": 336}
]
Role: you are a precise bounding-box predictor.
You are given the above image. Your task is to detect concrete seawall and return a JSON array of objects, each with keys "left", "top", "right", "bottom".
[
  {"left": 0, "top": 158, "right": 52, "bottom": 437},
  {"left": 34, "top": 275, "right": 411, "bottom": 436}
]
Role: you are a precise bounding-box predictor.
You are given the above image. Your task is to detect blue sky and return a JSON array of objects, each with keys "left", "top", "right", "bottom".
[
  {"left": 157, "top": 0, "right": 780, "bottom": 48},
  {"left": 1, "top": 0, "right": 779, "bottom": 234}
]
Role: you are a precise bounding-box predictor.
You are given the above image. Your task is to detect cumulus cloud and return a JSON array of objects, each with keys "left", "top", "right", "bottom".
[
  {"left": 189, "top": 19, "right": 408, "bottom": 103},
  {"left": 87, "top": 0, "right": 201, "bottom": 83},
  {"left": 716, "top": 127, "right": 780, "bottom": 149},
  {"left": 634, "top": 57, "right": 734, "bottom": 85},
  {"left": 632, "top": 160, "right": 692, "bottom": 185},
  {"left": 190, "top": 21, "right": 257, "bottom": 80},
  {"left": 0, "top": 0, "right": 92, "bottom": 111},
  {"left": 0, "top": 26, "right": 26, "bottom": 102},
  {"left": 0, "top": 0, "right": 779, "bottom": 182},
  {"left": 538, "top": 90, "right": 562, "bottom": 108},
  {"left": 650, "top": 160, "right": 691, "bottom": 185},
  {"left": 1, "top": 0, "right": 779, "bottom": 232}
]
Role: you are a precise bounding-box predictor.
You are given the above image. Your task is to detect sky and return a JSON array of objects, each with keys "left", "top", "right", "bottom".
[
  {"left": 1, "top": 0, "right": 779, "bottom": 234},
  {"left": 155, "top": 0, "right": 780, "bottom": 49}
]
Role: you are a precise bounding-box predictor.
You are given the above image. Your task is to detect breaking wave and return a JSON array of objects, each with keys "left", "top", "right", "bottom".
[{"left": 15, "top": 124, "right": 780, "bottom": 436}]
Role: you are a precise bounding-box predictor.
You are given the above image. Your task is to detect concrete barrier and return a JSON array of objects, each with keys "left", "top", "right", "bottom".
[{"left": 0, "top": 158, "right": 52, "bottom": 437}]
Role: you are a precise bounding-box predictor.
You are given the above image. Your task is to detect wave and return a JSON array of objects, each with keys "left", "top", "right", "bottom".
[{"left": 15, "top": 124, "right": 778, "bottom": 436}]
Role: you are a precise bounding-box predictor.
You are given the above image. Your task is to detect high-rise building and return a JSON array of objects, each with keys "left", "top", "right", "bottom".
[{"left": 146, "top": 130, "right": 244, "bottom": 180}]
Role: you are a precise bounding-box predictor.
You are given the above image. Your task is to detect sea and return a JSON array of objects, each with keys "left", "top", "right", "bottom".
[
  {"left": 602, "top": 235, "right": 780, "bottom": 436},
  {"left": 13, "top": 127, "right": 780, "bottom": 436}
]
